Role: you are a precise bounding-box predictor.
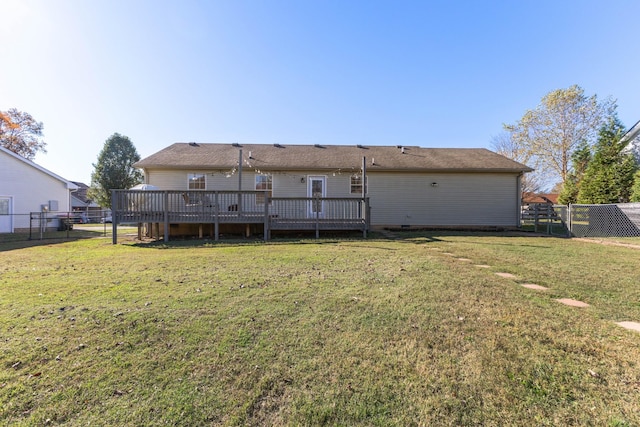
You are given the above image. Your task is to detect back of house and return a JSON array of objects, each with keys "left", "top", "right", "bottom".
[{"left": 133, "top": 143, "right": 532, "bottom": 231}]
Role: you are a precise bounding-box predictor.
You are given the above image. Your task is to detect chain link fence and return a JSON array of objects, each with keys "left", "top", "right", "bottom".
[
  {"left": 567, "top": 203, "right": 640, "bottom": 237},
  {"left": 522, "top": 203, "right": 640, "bottom": 237},
  {"left": 0, "top": 210, "right": 113, "bottom": 241}
]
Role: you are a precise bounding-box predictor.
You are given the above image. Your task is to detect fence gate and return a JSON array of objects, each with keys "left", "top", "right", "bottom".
[
  {"left": 568, "top": 203, "right": 640, "bottom": 237},
  {"left": 521, "top": 203, "right": 569, "bottom": 236}
]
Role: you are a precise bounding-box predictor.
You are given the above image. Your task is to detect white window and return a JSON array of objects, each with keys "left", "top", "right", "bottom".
[
  {"left": 255, "top": 174, "right": 272, "bottom": 204},
  {"left": 188, "top": 173, "right": 205, "bottom": 190},
  {"left": 350, "top": 174, "right": 367, "bottom": 194}
]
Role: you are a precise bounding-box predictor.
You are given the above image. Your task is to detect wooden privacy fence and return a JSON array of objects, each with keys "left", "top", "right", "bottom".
[{"left": 111, "top": 190, "right": 370, "bottom": 243}]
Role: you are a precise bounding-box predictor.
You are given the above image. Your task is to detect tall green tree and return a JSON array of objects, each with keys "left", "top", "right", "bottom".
[
  {"left": 577, "top": 117, "right": 637, "bottom": 204},
  {"left": 631, "top": 171, "right": 640, "bottom": 202},
  {"left": 0, "top": 108, "right": 46, "bottom": 160},
  {"left": 88, "top": 133, "right": 143, "bottom": 207},
  {"left": 558, "top": 142, "right": 591, "bottom": 204},
  {"left": 504, "top": 85, "right": 615, "bottom": 185}
]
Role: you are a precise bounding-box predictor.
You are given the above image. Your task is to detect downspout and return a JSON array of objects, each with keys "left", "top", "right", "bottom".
[
  {"left": 69, "top": 186, "right": 77, "bottom": 213},
  {"left": 516, "top": 172, "right": 523, "bottom": 227},
  {"left": 362, "top": 156, "right": 368, "bottom": 236},
  {"left": 237, "top": 149, "right": 243, "bottom": 214}
]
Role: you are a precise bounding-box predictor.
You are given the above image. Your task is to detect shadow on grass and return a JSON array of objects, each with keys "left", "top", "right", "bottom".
[
  {"left": 126, "top": 231, "right": 443, "bottom": 250},
  {"left": 0, "top": 230, "right": 109, "bottom": 252},
  {"left": 386, "top": 229, "right": 563, "bottom": 248},
  {"left": 13, "top": 228, "right": 561, "bottom": 251}
]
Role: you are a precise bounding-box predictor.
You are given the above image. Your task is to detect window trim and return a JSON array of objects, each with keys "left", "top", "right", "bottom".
[
  {"left": 350, "top": 174, "right": 367, "bottom": 194},
  {"left": 255, "top": 174, "right": 273, "bottom": 204},
  {"left": 188, "top": 173, "right": 206, "bottom": 190}
]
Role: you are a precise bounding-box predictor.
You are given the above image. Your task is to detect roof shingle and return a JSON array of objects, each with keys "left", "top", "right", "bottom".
[{"left": 135, "top": 143, "right": 533, "bottom": 173}]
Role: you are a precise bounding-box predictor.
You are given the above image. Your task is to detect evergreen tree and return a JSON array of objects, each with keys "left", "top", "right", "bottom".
[
  {"left": 88, "top": 133, "right": 143, "bottom": 207},
  {"left": 577, "top": 117, "right": 638, "bottom": 204},
  {"left": 630, "top": 171, "right": 640, "bottom": 202},
  {"left": 558, "top": 143, "right": 591, "bottom": 204}
]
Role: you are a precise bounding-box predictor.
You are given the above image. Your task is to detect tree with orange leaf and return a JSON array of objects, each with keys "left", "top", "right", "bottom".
[{"left": 0, "top": 108, "right": 46, "bottom": 160}]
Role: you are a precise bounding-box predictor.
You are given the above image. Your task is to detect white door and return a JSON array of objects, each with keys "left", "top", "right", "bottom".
[
  {"left": 0, "top": 197, "right": 12, "bottom": 233},
  {"left": 307, "top": 176, "right": 326, "bottom": 218}
]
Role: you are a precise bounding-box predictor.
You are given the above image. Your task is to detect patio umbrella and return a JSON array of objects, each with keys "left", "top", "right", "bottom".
[{"left": 129, "top": 184, "right": 160, "bottom": 190}]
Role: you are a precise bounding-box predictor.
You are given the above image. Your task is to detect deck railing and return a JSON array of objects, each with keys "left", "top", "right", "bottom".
[{"left": 111, "top": 190, "right": 369, "bottom": 242}]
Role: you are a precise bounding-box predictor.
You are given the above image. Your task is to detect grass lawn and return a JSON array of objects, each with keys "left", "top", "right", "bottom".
[{"left": 1, "top": 231, "right": 639, "bottom": 426}]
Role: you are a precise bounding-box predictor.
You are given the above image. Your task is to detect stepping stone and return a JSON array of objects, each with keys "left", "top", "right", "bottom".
[
  {"left": 556, "top": 298, "right": 589, "bottom": 308},
  {"left": 456, "top": 258, "right": 472, "bottom": 262},
  {"left": 616, "top": 321, "right": 640, "bottom": 332},
  {"left": 474, "top": 264, "right": 491, "bottom": 268},
  {"left": 495, "top": 272, "right": 517, "bottom": 279},
  {"left": 521, "top": 284, "right": 548, "bottom": 291}
]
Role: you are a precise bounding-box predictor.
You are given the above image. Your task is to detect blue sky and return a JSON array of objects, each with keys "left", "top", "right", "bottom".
[{"left": 2, "top": 0, "right": 639, "bottom": 184}]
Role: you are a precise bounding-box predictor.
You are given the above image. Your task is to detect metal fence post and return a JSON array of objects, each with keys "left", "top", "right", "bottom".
[{"left": 111, "top": 190, "right": 118, "bottom": 244}]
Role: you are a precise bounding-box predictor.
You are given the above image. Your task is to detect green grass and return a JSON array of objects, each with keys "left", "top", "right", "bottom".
[{"left": 1, "top": 231, "right": 640, "bottom": 426}]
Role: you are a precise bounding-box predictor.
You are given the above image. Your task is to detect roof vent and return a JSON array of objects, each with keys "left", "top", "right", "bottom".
[
  {"left": 232, "top": 143, "right": 241, "bottom": 147},
  {"left": 314, "top": 144, "right": 325, "bottom": 148},
  {"left": 356, "top": 144, "right": 367, "bottom": 149},
  {"left": 396, "top": 145, "right": 402, "bottom": 149},
  {"left": 273, "top": 143, "right": 284, "bottom": 148},
  {"left": 401, "top": 147, "right": 406, "bottom": 154},
  {"left": 188, "top": 142, "right": 199, "bottom": 147}
]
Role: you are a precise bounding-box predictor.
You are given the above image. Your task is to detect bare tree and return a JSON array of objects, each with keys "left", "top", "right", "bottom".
[
  {"left": 491, "top": 131, "right": 543, "bottom": 194},
  {"left": 504, "top": 85, "right": 615, "bottom": 185}
]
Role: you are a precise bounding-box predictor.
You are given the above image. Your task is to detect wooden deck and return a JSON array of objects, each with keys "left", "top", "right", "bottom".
[{"left": 111, "top": 190, "right": 370, "bottom": 242}]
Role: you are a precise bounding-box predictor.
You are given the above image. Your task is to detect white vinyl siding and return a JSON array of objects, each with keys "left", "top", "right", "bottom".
[{"left": 0, "top": 151, "right": 73, "bottom": 231}]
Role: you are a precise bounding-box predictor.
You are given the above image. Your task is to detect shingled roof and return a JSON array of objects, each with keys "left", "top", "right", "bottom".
[{"left": 135, "top": 143, "right": 532, "bottom": 173}]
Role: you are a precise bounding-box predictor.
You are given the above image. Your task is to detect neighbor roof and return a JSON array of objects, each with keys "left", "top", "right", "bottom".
[{"left": 135, "top": 143, "right": 533, "bottom": 173}]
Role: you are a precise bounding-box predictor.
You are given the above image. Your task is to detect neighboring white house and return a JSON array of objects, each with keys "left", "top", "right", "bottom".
[
  {"left": 622, "top": 120, "right": 640, "bottom": 162},
  {"left": 0, "top": 145, "right": 78, "bottom": 233},
  {"left": 134, "top": 143, "right": 532, "bottom": 230}
]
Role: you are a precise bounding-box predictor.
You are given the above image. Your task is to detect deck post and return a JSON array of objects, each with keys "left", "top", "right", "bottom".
[
  {"left": 163, "top": 191, "right": 169, "bottom": 242},
  {"left": 264, "top": 192, "right": 270, "bottom": 241},
  {"left": 315, "top": 197, "right": 320, "bottom": 239},
  {"left": 214, "top": 192, "right": 219, "bottom": 241},
  {"left": 237, "top": 149, "right": 243, "bottom": 216}
]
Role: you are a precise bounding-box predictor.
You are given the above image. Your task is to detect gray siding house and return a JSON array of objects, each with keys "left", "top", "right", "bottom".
[{"left": 130, "top": 143, "right": 531, "bottom": 234}]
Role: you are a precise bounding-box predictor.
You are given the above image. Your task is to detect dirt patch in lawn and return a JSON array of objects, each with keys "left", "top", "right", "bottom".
[{"left": 574, "top": 238, "right": 640, "bottom": 250}]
